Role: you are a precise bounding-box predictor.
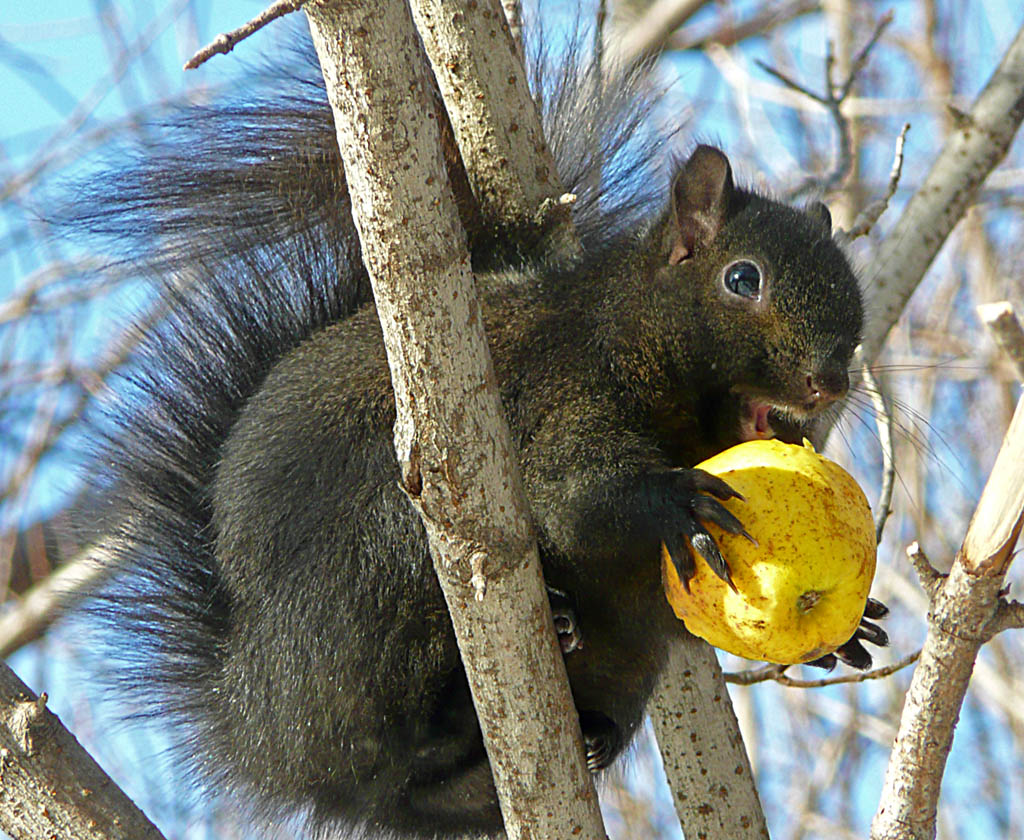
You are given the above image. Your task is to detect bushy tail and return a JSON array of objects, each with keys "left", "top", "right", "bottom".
[{"left": 64, "top": 35, "right": 671, "bottom": 283}]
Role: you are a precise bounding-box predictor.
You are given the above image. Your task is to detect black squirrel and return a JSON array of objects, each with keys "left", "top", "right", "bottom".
[{"left": 68, "top": 28, "right": 888, "bottom": 840}]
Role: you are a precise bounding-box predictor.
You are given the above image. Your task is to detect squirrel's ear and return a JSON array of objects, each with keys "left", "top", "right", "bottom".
[
  {"left": 807, "top": 201, "right": 833, "bottom": 235},
  {"left": 668, "top": 145, "right": 734, "bottom": 265}
]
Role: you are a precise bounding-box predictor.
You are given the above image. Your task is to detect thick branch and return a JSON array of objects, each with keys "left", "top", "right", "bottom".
[
  {"left": 414, "top": 3, "right": 766, "bottom": 834},
  {"left": 408, "top": 0, "right": 577, "bottom": 255},
  {"left": 303, "top": 3, "right": 604, "bottom": 838},
  {"left": 860, "top": 21, "right": 1024, "bottom": 365},
  {"left": 870, "top": 394, "right": 1024, "bottom": 840},
  {"left": 650, "top": 635, "right": 770, "bottom": 839},
  {"left": 0, "top": 663, "right": 165, "bottom": 840}
]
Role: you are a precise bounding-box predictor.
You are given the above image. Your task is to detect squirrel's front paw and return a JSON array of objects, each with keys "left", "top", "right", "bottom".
[
  {"left": 807, "top": 597, "right": 890, "bottom": 670},
  {"left": 652, "top": 468, "right": 753, "bottom": 591}
]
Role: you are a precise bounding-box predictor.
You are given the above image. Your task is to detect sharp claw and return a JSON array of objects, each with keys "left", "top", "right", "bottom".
[
  {"left": 856, "top": 620, "right": 888, "bottom": 648},
  {"left": 586, "top": 745, "right": 608, "bottom": 773},
  {"left": 654, "top": 469, "right": 753, "bottom": 589},
  {"left": 692, "top": 495, "right": 746, "bottom": 534},
  {"left": 864, "top": 597, "right": 889, "bottom": 619},
  {"left": 690, "top": 470, "right": 744, "bottom": 501},
  {"left": 806, "top": 653, "right": 837, "bottom": 671},
  {"left": 547, "top": 586, "right": 583, "bottom": 653},
  {"left": 834, "top": 639, "right": 872, "bottom": 670},
  {"left": 579, "top": 712, "right": 620, "bottom": 772},
  {"left": 690, "top": 531, "right": 735, "bottom": 591},
  {"left": 734, "top": 525, "right": 757, "bottom": 546},
  {"left": 664, "top": 535, "right": 696, "bottom": 593},
  {"left": 688, "top": 483, "right": 755, "bottom": 549}
]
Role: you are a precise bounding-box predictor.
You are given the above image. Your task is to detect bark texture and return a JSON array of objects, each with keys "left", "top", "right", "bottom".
[
  {"left": 651, "top": 635, "right": 770, "bottom": 840},
  {"left": 304, "top": 2, "right": 606, "bottom": 838},
  {"left": 0, "top": 663, "right": 166, "bottom": 840},
  {"left": 409, "top": 0, "right": 569, "bottom": 239},
  {"left": 871, "top": 394, "right": 1024, "bottom": 839}
]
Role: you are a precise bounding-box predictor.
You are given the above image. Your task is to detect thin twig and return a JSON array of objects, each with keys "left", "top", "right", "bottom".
[
  {"left": 754, "top": 60, "right": 822, "bottom": 102},
  {"left": 756, "top": 11, "right": 894, "bottom": 197},
  {"left": 988, "top": 599, "right": 1024, "bottom": 636},
  {"left": 906, "top": 540, "right": 945, "bottom": 598},
  {"left": 822, "top": 40, "right": 853, "bottom": 196},
  {"left": 670, "top": 0, "right": 821, "bottom": 52},
  {"left": 0, "top": 384, "right": 60, "bottom": 508},
  {"left": 0, "top": 261, "right": 127, "bottom": 326},
  {"left": 839, "top": 122, "right": 910, "bottom": 243},
  {"left": 773, "top": 650, "right": 920, "bottom": 688},
  {"left": 0, "top": 0, "right": 195, "bottom": 204},
  {"left": 0, "top": 292, "right": 179, "bottom": 507},
  {"left": 184, "top": 0, "right": 306, "bottom": 70},
  {"left": 861, "top": 364, "right": 896, "bottom": 544},
  {"left": 836, "top": 10, "right": 894, "bottom": 101},
  {"left": 0, "top": 548, "right": 113, "bottom": 658},
  {"left": 725, "top": 663, "right": 787, "bottom": 685},
  {"left": 724, "top": 649, "right": 921, "bottom": 687}
]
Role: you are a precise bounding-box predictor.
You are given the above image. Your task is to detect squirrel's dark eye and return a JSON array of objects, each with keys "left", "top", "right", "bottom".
[{"left": 723, "top": 261, "right": 762, "bottom": 300}]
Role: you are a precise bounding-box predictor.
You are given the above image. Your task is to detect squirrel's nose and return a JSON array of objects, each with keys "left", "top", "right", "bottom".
[{"left": 806, "top": 361, "right": 849, "bottom": 406}]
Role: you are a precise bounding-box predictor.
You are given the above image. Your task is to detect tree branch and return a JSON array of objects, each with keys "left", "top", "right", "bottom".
[
  {"left": 870, "top": 393, "right": 1024, "bottom": 840},
  {"left": 725, "top": 650, "right": 921, "bottom": 687},
  {"left": 303, "top": 2, "right": 605, "bottom": 837},
  {"left": 408, "top": 0, "right": 578, "bottom": 258},
  {"left": 668, "top": 0, "right": 821, "bottom": 52},
  {"left": 606, "top": 0, "right": 713, "bottom": 69},
  {"left": 0, "top": 663, "right": 166, "bottom": 840},
  {"left": 650, "top": 635, "right": 770, "bottom": 839},
  {"left": 183, "top": 0, "right": 306, "bottom": 70},
  {"left": 860, "top": 20, "right": 1024, "bottom": 366},
  {"left": 755, "top": 10, "right": 893, "bottom": 198},
  {"left": 905, "top": 541, "right": 945, "bottom": 600},
  {"left": 861, "top": 363, "right": 896, "bottom": 544},
  {"left": 0, "top": 548, "right": 109, "bottom": 658},
  {"left": 838, "top": 121, "right": 910, "bottom": 243},
  {"left": 977, "top": 300, "right": 1024, "bottom": 381}
]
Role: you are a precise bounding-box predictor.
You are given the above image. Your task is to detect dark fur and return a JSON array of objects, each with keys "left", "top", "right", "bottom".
[{"left": 72, "top": 33, "right": 864, "bottom": 840}]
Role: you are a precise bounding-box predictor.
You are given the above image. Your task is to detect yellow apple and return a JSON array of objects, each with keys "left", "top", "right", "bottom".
[{"left": 662, "top": 439, "right": 876, "bottom": 664}]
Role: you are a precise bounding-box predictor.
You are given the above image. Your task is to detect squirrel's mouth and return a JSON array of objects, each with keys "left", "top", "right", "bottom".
[
  {"left": 739, "top": 398, "right": 833, "bottom": 443},
  {"left": 739, "top": 401, "right": 776, "bottom": 442}
]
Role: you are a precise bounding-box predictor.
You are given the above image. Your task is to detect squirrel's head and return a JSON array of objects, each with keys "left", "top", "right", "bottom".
[{"left": 613, "top": 144, "right": 863, "bottom": 444}]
